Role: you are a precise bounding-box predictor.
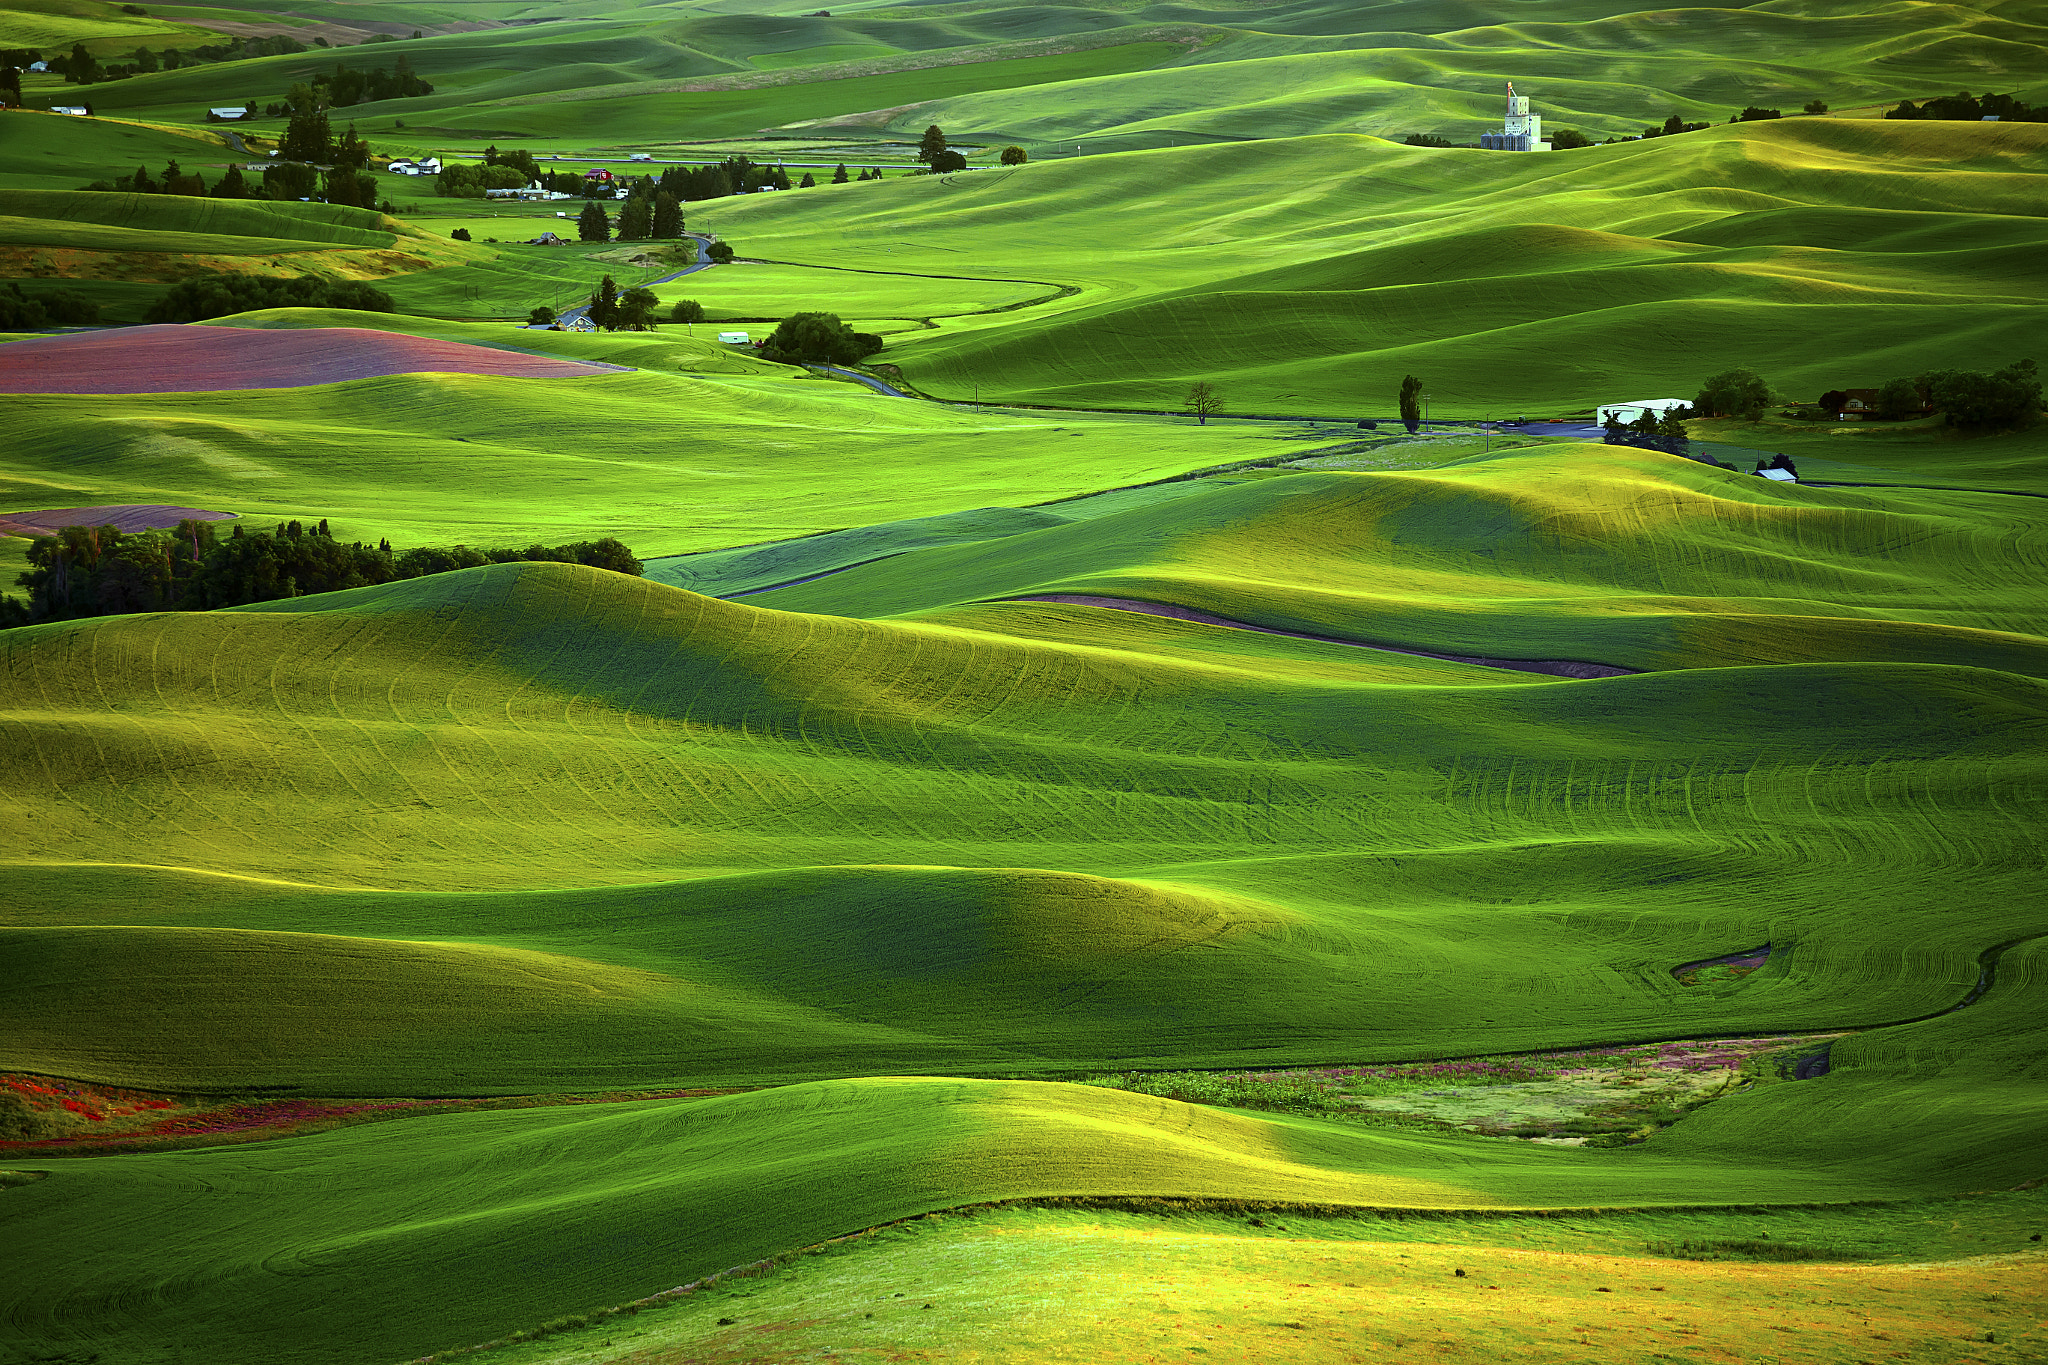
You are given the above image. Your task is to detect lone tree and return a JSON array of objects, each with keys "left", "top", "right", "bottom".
[
  {"left": 616, "top": 195, "right": 651, "bottom": 241},
  {"left": 1183, "top": 381, "right": 1223, "bottom": 425},
  {"left": 577, "top": 201, "right": 610, "bottom": 243},
  {"left": 618, "top": 286, "right": 660, "bottom": 331},
  {"left": 1802, "top": 99, "right": 1829, "bottom": 115},
  {"left": 1873, "top": 376, "right": 1923, "bottom": 420},
  {"left": 527, "top": 305, "right": 555, "bottom": 326},
  {"left": 1399, "top": 374, "right": 1424, "bottom": 431},
  {"left": 651, "top": 191, "right": 682, "bottom": 239},
  {"left": 930, "top": 149, "right": 966, "bottom": 173},
  {"left": 1693, "top": 368, "right": 1773, "bottom": 420},
  {"left": 1000, "top": 145, "right": 1028, "bottom": 165},
  {"left": 832, "top": 163, "right": 849, "bottom": 184},
  {"left": 668, "top": 299, "right": 704, "bottom": 325},
  {"left": 588, "top": 274, "right": 621, "bottom": 330},
  {"left": 706, "top": 240, "right": 734, "bottom": 263},
  {"left": 916, "top": 124, "right": 948, "bottom": 165},
  {"left": 1548, "top": 128, "right": 1592, "bottom": 149}
]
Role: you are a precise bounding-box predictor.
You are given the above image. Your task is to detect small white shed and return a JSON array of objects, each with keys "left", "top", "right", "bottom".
[
  {"left": 210, "top": 107, "right": 249, "bottom": 120},
  {"left": 1759, "top": 468, "right": 1796, "bottom": 482},
  {"left": 1598, "top": 397, "right": 1689, "bottom": 426},
  {"left": 717, "top": 331, "right": 750, "bottom": 345}
]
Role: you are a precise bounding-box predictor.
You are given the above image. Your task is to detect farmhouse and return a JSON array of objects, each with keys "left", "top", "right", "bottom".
[
  {"left": 387, "top": 157, "right": 442, "bottom": 176},
  {"left": 525, "top": 231, "right": 569, "bottom": 246},
  {"left": 51, "top": 105, "right": 90, "bottom": 116},
  {"left": 562, "top": 316, "right": 596, "bottom": 332},
  {"left": 209, "top": 107, "right": 249, "bottom": 120}
]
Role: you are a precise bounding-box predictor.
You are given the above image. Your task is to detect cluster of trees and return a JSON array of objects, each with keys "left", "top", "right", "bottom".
[
  {"left": 0, "top": 282, "right": 99, "bottom": 328},
  {"left": 13, "top": 31, "right": 313, "bottom": 87},
  {"left": 582, "top": 275, "right": 663, "bottom": 331},
  {"left": 917, "top": 125, "right": 967, "bottom": 173},
  {"left": 1697, "top": 362, "right": 2041, "bottom": 430},
  {"left": 1603, "top": 407, "right": 1691, "bottom": 455},
  {"left": 143, "top": 271, "right": 394, "bottom": 323},
  {"left": 1640, "top": 113, "right": 1714, "bottom": 138},
  {"left": 759, "top": 312, "right": 884, "bottom": 365},
  {"left": 1885, "top": 91, "right": 2040, "bottom": 122},
  {"left": 1, "top": 520, "right": 642, "bottom": 630},
  {"left": 309, "top": 56, "right": 432, "bottom": 107},
  {"left": 570, "top": 195, "right": 689, "bottom": 243}
]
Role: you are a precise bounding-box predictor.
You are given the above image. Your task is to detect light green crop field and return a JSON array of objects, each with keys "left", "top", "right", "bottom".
[
  {"left": 2, "top": 0, "right": 2045, "bottom": 1361},
  {"left": 0, "top": 340, "right": 1280, "bottom": 551},
  {"left": 679, "top": 119, "right": 2048, "bottom": 417}
]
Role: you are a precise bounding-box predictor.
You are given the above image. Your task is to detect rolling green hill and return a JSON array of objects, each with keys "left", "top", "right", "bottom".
[{"left": 681, "top": 118, "right": 2048, "bottom": 415}]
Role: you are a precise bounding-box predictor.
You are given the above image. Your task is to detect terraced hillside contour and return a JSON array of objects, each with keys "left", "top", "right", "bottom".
[{"left": 0, "top": 442, "right": 2044, "bottom": 1363}]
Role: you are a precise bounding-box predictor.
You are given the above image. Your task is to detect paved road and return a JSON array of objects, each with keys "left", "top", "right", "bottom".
[
  {"left": 807, "top": 364, "right": 909, "bottom": 395},
  {"left": 533, "top": 234, "right": 716, "bottom": 329}
]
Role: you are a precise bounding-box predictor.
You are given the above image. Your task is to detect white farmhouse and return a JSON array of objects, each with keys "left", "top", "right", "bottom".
[
  {"left": 717, "top": 331, "right": 750, "bottom": 344},
  {"left": 209, "top": 107, "right": 249, "bottom": 120}
]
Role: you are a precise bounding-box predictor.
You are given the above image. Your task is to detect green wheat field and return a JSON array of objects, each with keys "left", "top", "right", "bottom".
[{"left": 1, "top": 0, "right": 2044, "bottom": 1360}]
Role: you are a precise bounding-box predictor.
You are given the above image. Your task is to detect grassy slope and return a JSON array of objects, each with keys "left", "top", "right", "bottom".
[
  {"left": 752, "top": 446, "right": 2048, "bottom": 675},
  {"left": 0, "top": 111, "right": 236, "bottom": 193},
  {"left": 682, "top": 119, "right": 2048, "bottom": 418},
  {"left": 5, "top": 934, "right": 2044, "bottom": 1364},
  {"left": 1, "top": 449, "right": 2041, "bottom": 1096},
  {"left": 0, "top": 353, "right": 1278, "bottom": 552}
]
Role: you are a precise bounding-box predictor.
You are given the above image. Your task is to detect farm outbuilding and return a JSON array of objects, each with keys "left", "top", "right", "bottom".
[
  {"left": 717, "top": 331, "right": 750, "bottom": 344},
  {"left": 1598, "top": 397, "right": 1689, "bottom": 425},
  {"left": 209, "top": 107, "right": 249, "bottom": 120}
]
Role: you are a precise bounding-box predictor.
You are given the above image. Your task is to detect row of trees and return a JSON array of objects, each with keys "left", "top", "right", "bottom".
[
  {"left": 143, "top": 272, "right": 394, "bottom": 323},
  {"left": 4, "top": 29, "right": 424, "bottom": 90},
  {"left": 1, "top": 520, "right": 642, "bottom": 629},
  {"left": 1695, "top": 362, "right": 2041, "bottom": 430},
  {"left": 0, "top": 282, "right": 99, "bottom": 329},
  {"left": 1886, "top": 91, "right": 2039, "bottom": 122}
]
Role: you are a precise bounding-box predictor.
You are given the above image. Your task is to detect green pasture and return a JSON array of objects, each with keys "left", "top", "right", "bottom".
[
  {"left": 0, "top": 447, "right": 2042, "bottom": 1097},
  {"left": 3, "top": 930, "right": 2043, "bottom": 1363},
  {"left": 0, "top": 353, "right": 1276, "bottom": 552},
  {"left": 0, "top": 111, "right": 236, "bottom": 193},
  {"left": 357, "top": 1199, "right": 2048, "bottom": 1365},
  {"left": 679, "top": 120, "right": 2048, "bottom": 417}
]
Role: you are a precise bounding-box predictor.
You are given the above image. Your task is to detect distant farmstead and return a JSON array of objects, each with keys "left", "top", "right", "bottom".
[
  {"left": 1598, "top": 397, "right": 1688, "bottom": 425},
  {"left": 51, "top": 105, "right": 90, "bottom": 116},
  {"left": 209, "top": 107, "right": 250, "bottom": 120}
]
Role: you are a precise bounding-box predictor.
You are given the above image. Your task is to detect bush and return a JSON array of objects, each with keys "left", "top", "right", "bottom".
[
  {"left": 526, "top": 305, "right": 555, "bottom": 326},
  {"left": 450, "top": 227, "right": 471, "bottom": 241},
  {"left": 1549, "top": 128, "right": 1592, "bottom": 149},
  {"left": 706, "top": 241, "right": 733, "bottom": 264},
  {"left": 668, "top": 299, "right": 704, "bottom": 324},
  {"left": 759, "top": 312, "right": 880, "bottom": 366},
  {"left": 144, "top": 272, "right": 394, "bottom": 323},
  {"left": 999, "top": 145, "right": 1027, "bottom": 165}
]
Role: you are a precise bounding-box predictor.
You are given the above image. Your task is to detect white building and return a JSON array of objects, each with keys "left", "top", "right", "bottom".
[
  {"left": 717, "top": 331, "right": 750, "bottom": 344},
  {"left": 1598, "top": 397, "right": 1689, "bottom": 426},
  {"left": 51, "top": 105, "right": 89, "bottom": 116},
  {"left": 209, "top": 107, "right": 249, "bottom": 120},
  {"left": 1480, "top": 82, "right": 1545, "bottom": 151}
]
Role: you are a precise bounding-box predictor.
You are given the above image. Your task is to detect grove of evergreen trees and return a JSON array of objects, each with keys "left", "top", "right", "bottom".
[
  {"left": 144, "top": 272, "right": 394, "bottom": 323},
  {"left": 1, "top": 520, "right": 642, "bottom": 630}
]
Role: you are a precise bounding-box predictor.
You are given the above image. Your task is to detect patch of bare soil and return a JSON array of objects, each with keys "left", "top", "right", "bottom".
[{"left": 0, "top": 1071, "right": 744, "bottom": 1156}]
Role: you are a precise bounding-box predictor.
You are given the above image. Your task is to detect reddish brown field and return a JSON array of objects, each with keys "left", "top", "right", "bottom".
[
  {"left": 0, "top": 504, "right": 236, "bottom": 537},
  {"left": 0, "top": 325, "right": 624, "bottom": 394}
]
